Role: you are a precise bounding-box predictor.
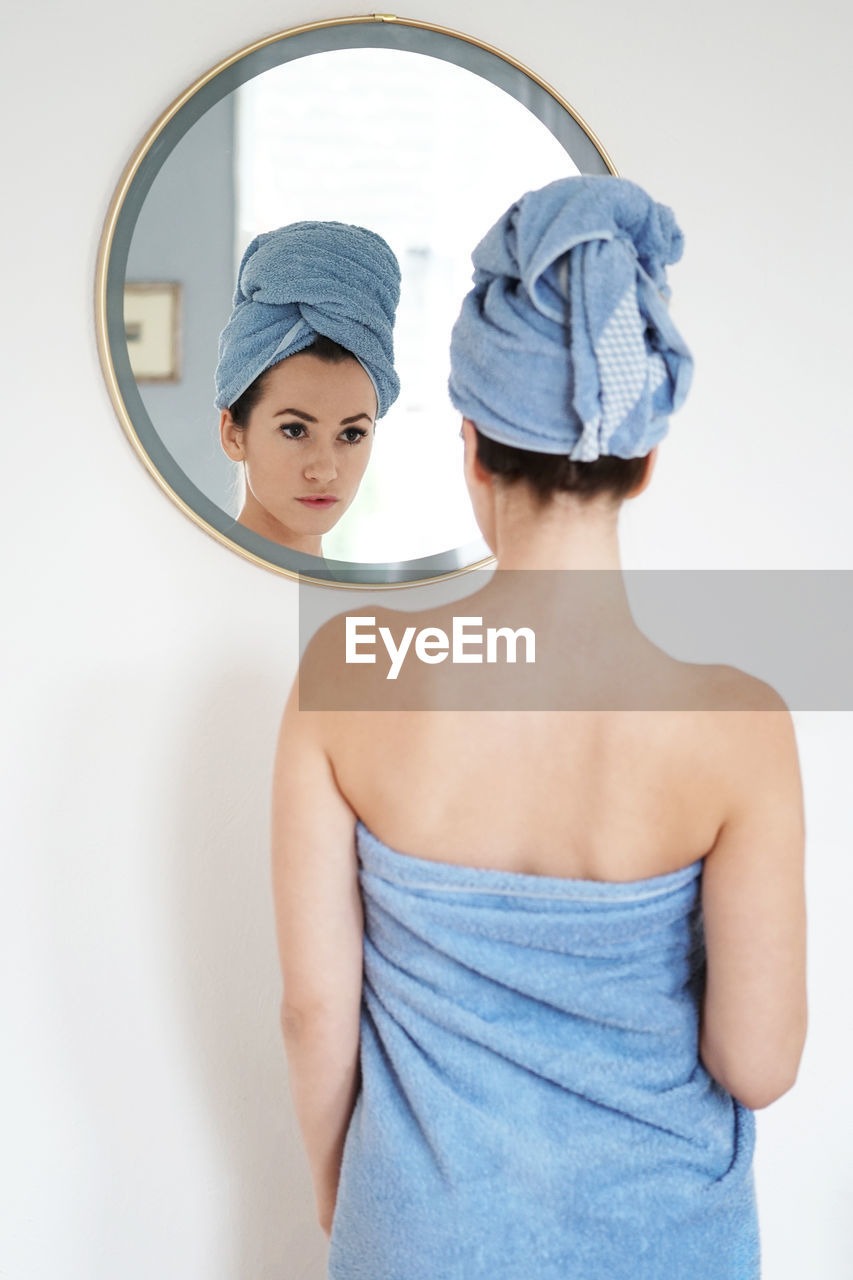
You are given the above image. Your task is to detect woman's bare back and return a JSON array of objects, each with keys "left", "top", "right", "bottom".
[
  {"left": 290, "top": 587, "right": 807, "bottom": 1106},
  {"left": 323, "top": 636, "right": 755, "bottom": 883},
  {"left": 281, "top": 579, "right": 805, "bottom": 1116}
]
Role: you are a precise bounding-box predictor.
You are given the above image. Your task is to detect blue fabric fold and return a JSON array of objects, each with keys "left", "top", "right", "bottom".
[
  {"left": 328, "top": 820, "right": 759, "bottom": 1280},
  {"left": 214, "top": 221, "right": 401, "bottom": 416},
  {"left": 448, "top": 175, "right": 694, "bottom": 459}
]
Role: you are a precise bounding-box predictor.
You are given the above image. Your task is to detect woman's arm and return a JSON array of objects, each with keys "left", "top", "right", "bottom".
[
  {"left": 270, "top": 673, "right": 363, "bottom": 1234},
  {"left": 699, "top": 683, "right": 807, "bottom": 1110}
]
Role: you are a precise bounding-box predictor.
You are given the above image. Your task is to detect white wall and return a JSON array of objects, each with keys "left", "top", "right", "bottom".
[{"left": 4, "top": 1, "right": 851, "bottom": 1277}]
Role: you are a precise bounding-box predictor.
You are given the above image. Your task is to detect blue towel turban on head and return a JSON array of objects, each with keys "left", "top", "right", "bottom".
[
  {"left": 214, "top": 220, "right": 401, "bottom": 418},
  {"left": 448, "top": 175, "right": 693, "bottom": 459}
]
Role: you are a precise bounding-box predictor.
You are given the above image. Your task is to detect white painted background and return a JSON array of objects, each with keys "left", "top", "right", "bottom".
[{"left": 3, "top": 1, "right": 851, "bottom": 1276}]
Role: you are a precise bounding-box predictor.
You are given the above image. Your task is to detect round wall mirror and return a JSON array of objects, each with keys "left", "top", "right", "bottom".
[{"left": 96, "top": 15, "right": 616, "bottom": 587}]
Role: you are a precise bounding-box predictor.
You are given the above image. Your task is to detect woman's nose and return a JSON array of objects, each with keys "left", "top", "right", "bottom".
[{"left": 303, "top": 443, "right": 337, "bottom": 483}]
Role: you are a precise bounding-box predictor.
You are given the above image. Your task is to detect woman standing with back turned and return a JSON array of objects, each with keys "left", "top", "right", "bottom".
[{"left": 271, "top": 176, "right": 807, "bottom": 1279}]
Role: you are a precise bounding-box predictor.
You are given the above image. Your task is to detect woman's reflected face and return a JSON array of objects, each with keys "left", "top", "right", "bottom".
[{"left": 220, "top": 350, "right": 378, "bottom": 554}]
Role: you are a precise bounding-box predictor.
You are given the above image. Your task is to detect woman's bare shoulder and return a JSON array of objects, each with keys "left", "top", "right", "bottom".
[
  {"left": 658, "top": 654, "right": 792, "bottom": 713},
  {"left": 674, "top": 661, "right": 800, "bottom": 814},
  {"left": 296, "top": 602, "right": 410, "bottom": 712},
  {"left": 697, "top": 662, "right": 791, "bottom": 712}
]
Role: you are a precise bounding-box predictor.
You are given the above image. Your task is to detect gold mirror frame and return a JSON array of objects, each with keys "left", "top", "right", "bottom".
[{"left": 95, "top": 13, "right": 617, "bottom": 589}]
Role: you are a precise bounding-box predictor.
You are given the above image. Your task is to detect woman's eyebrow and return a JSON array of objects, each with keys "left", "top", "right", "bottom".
[
  {"left": 272, "top": 409, "right": 373, "bottom": 424},
  {"left": 273, "top": 408, "right": 317, "bottom": 422}
]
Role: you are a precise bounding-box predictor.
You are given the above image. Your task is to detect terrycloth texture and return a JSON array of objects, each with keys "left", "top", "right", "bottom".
[
  {"left": 328, "top": 820, "right": 759, "bottom": 1280},
  {"left": 448, "top": 175, "right": 694, "bottom": 459},
  {"left": 214, "top": 221, "right": 401, "bottom": 416}
]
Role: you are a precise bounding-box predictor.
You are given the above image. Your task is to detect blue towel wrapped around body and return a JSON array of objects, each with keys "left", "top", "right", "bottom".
[
  {"left": 214, "top": 221, "right": 401, "bottom": 416},
  {"left": 327, "top": 820, "right": 759, "bottom": 1280},
  {"left": 448, "top": 175, "right": 694, "bottom": 459}
]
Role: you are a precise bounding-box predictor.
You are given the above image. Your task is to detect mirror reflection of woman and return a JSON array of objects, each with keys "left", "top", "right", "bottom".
[
  {"left": 271, "top": 177, "right": 807, "bottom": 1276},
  {"left": 214, "top": 221, "right": 400, "bottom": 556}
]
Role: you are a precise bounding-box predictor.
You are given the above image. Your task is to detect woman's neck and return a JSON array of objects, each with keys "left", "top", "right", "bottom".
[
  {"left": 472, "top": 491, "right": 638, "bottom": 643},
  {"left": 492, "top": 491, "right": 624, "bottom": 573}
]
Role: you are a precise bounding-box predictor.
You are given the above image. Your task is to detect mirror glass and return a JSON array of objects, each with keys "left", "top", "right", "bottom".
[{"left": 100, "top": 19, "right": 615, "bottom": 585}]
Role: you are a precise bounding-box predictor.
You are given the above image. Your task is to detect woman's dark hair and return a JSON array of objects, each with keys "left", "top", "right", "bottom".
[
  {"left": 473, "top": 426, "right": 649, "bottom": 506},
  {"left": 228, "top": 334, "right": 355, "bottom": 426}
]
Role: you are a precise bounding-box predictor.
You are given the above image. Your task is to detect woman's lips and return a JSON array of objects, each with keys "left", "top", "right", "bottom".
[{"left": 296, "top": 496, "right": 339, "bottom": 507}]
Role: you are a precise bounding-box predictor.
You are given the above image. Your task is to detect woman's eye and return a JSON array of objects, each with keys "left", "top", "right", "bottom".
[
  {"left": 341, "top": 427, "right": 368, "bottom": 444},
  {"left": 279, "top": 423, "right": 306, "bottom": 439}
]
